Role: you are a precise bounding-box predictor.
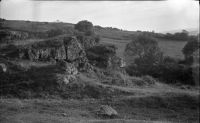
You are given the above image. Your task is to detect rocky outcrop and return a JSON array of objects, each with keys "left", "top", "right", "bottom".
[
  {"left": 76, "top": 34, "right": 98, "bottom": 49},
  {"left": 86, "top": 44, "right": 124, "bottom": 69},
  {"left": 63, "top": 37, "right": 86, "bottom": 61},
  {"left": 56, "top": 61, "right": 78, "bottom": 85},
  {"left": 14, "top": 36, "right": 92, "bottom": 71},
  {"left": 0, "top": 30, "right": 29, "bottom": 42},
  {"left": 18, "top": 38, "right": 66, "bottom": 61}
]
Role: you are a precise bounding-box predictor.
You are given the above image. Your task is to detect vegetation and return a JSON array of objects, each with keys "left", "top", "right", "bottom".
[
  {"left": 75, "top": 20, "right": 94, "bottom": 36},
  {"left": 125, "top": 34, "right": 163, "bottom": 76},
  {"left": 125, "top": 34, "right": 198, "bottom": 85},
  {"left": 182, "top": 36, "right": 199, "bottom": 64}
]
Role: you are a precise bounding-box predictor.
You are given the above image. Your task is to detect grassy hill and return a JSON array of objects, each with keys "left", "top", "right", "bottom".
[
  {"left": 1, "top": 19, "right": 187, "bottom": 61},
  {"left": 0, "top": 19, "right": 199, "bottom": 123}
]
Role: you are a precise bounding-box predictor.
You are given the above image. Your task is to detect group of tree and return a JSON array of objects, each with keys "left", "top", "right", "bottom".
[
  {"left": 163, "top": 30, "right": 189, "bottom": 41},
  {"left": 125, "top": 33, "right": 199, "bottom": 85}
]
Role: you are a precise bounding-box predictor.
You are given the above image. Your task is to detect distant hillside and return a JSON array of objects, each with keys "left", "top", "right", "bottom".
[
  {"left": 1, "top": 19, "right": 137, "bottom": 40},
  {"left": 0, "top": 19, "right": 188, "bottom": 60},
  {"left": 162, "top": 28, "right": 199, "bottom": 36}
]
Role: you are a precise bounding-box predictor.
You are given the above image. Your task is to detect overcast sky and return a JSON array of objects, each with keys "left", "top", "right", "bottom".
[{"left": 0, "top": 0, "right": 199, "bottom": 32}]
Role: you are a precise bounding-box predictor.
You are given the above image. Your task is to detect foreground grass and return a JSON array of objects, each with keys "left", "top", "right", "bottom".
[{"left": 0, "top": 88, "right": 199, "bottom": 123}]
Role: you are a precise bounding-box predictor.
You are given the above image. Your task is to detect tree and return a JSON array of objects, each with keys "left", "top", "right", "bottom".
[
  {"left": 182, "top": 36, "right": 199, "bottom": 64},
  {"left": 74, "top": 20, "right": 94, "bottom": 36},
  {"left": 125, "top": 34, "right": 163, "bottom": 76},
  {"left": 125, "top": 34, "right": 162, "bottom": 60}
]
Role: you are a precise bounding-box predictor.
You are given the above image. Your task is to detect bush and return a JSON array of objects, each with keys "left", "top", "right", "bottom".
[{"left": 74, "top": 20, "right": 94, "bottom": 36}]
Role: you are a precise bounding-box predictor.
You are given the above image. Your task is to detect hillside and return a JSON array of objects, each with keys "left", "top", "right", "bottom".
[
  {"left": 0, "top": 19, "right": 199, "bottom": 123},
  {"left": 1, "top": 19, "right": 188, "bottom": 61}
]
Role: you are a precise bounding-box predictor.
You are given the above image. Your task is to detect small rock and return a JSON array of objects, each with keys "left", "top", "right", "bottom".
[
  {"left": 61, "top": 113, "right": 67, "bottom": 116},
  {"left": 98, "top": 105, "right": 118, "bottom": 117},
  {"left": 0, "top": 63, "right": 7, "bottom": 73}
]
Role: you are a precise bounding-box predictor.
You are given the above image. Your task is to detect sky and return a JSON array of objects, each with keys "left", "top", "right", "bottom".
[{"left": 0, "top": 0, "right": 199, "bottom": 32}]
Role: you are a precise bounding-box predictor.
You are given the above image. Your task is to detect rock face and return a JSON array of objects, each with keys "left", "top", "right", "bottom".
[
  {"left": 56, "top": 61, "right": 78, "bottom": 85},
  {"left": 76, "top": 35, "right": 97, "bottom": 49},
  {"left": 0, "top": 30, "right": 29, "bottom": 42},
  {"left": 14, "top": 36, "right": 92, "bottom": 71},
  {"left": 18, "top": 38, "right": 66, "bottom": 61},
  {"left": 63, "top": 36, "right": 86, "bottom": 62}
]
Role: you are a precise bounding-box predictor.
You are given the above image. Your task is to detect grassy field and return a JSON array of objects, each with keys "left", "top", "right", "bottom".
[{"left": 157, "top": 39, "right": 187, "bottom": 60}]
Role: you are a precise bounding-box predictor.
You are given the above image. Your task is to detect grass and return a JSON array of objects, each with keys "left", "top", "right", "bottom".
[
  {"left": 0, "top": 89, "right": 199, "bottom": 123},
  {"left": 157, "top": 39, "right": 187, "bottom": 59}
]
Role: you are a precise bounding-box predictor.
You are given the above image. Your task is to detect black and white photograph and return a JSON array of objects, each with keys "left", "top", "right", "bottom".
[{"left": 0, "top": 0, "right": 199, "bottom": 122}]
